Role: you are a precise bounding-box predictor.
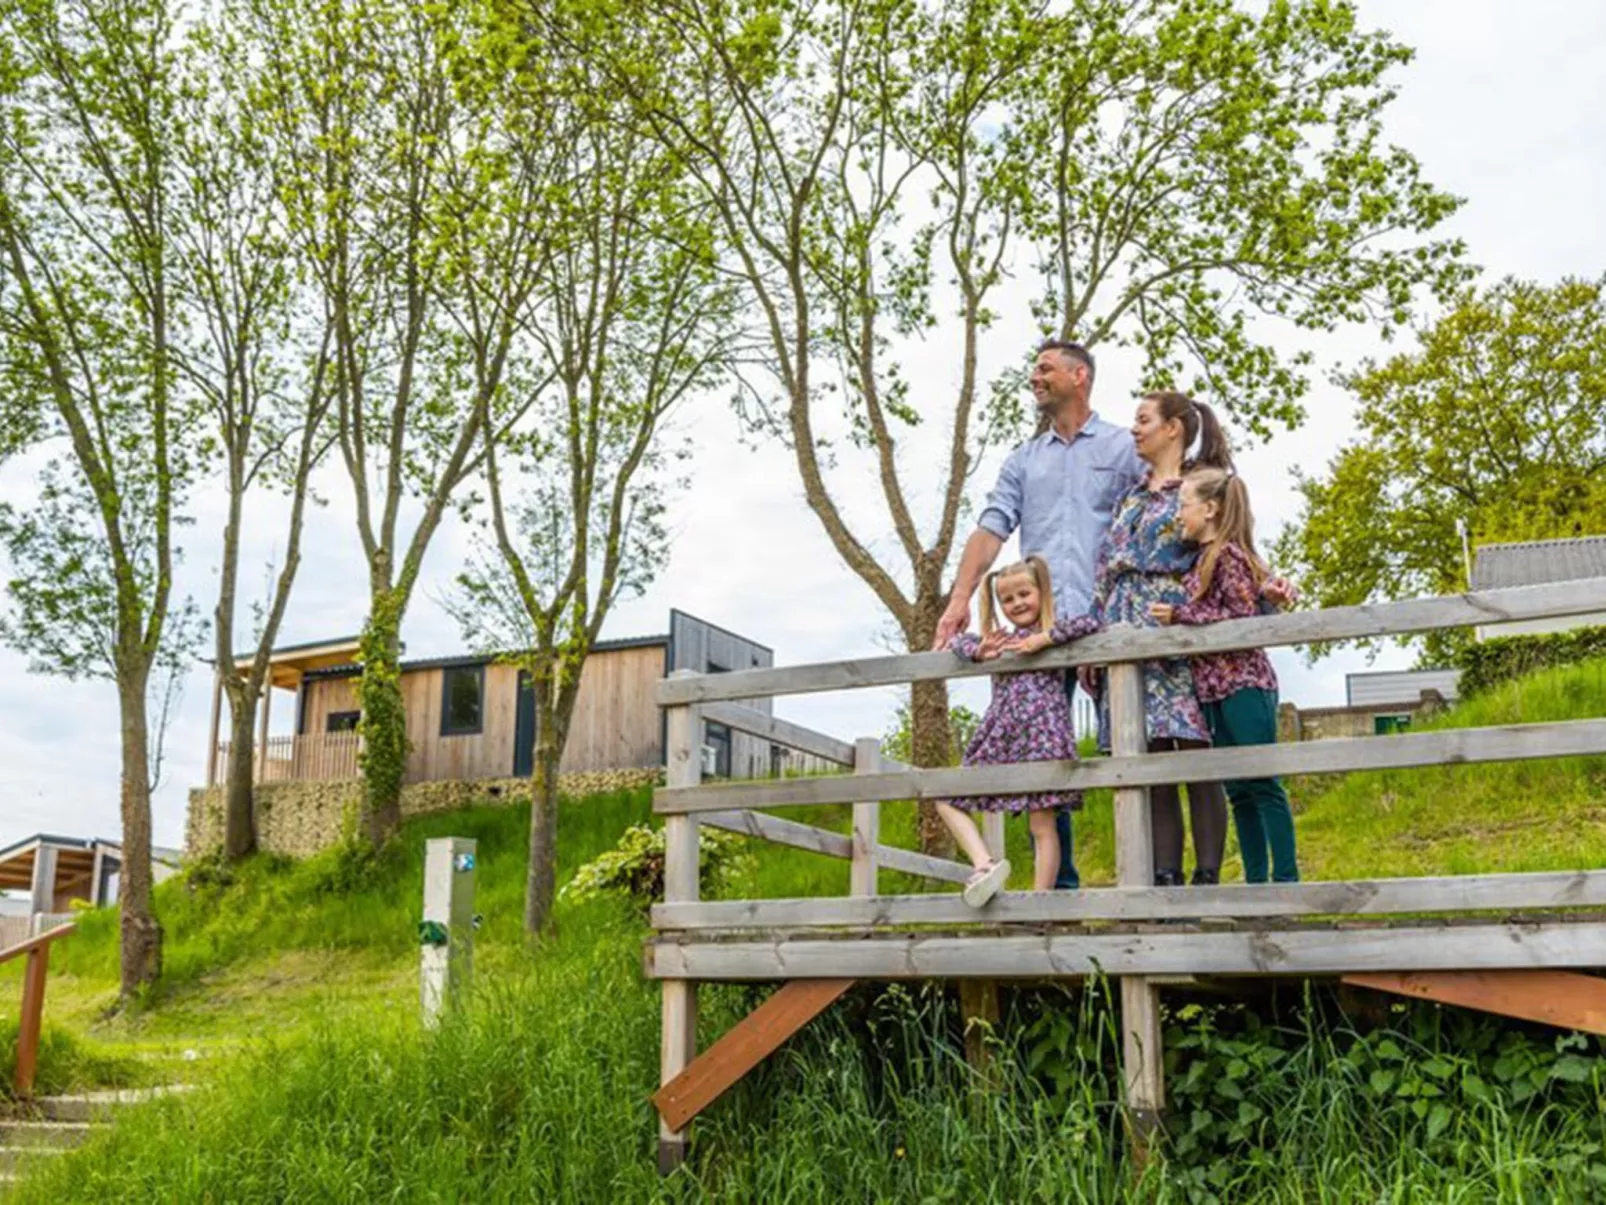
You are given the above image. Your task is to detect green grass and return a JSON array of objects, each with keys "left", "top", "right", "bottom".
[{"left": 7, "top": 660, "right": 1606, "bottom": 1200}]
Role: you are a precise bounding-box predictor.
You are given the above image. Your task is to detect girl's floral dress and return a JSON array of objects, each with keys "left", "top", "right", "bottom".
[
  {"left": 944, "top": 615, "right": 1099, "bottom": 813},
  {"left": 1091, "top": 475, "right": 1211, "bottom": 749}
]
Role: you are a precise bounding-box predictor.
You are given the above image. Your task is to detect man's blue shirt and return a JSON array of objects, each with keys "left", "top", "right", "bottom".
[{"left": 977, "top": 413, "right": 1145, "bottom": 618}]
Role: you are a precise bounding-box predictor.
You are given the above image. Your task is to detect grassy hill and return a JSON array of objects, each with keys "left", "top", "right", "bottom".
[{"left": 4, "top": 659, "right": 1605, "bottom": 1201}]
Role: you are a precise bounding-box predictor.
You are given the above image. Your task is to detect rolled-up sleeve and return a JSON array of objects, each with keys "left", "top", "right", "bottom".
[{"left": 977, "top": 446, "right": 1024, "bottom": 539}]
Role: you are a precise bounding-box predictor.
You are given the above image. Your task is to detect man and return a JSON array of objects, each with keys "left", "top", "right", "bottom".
[{"left": 933, "top": 339, "right": 1143, "bottom": 889}]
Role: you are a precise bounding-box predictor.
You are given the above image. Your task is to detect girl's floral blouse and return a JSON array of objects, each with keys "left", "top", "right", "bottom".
[{"left": 1173, "top": 540, "right": 1280, "bottom": 703}]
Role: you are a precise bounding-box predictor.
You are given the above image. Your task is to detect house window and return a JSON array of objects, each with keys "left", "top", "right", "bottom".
[
  {"left": 1374, "top": 713, "right": 1412, "bottom": 735},
  {"left": 705, "top": 721, "right": 732, "bottom": 779},
  {"left": 441, "top": 666, "right": 485, "bottom": 736},
  {"left": 326, "top": 710, "right": 360, "bottom": 733}
]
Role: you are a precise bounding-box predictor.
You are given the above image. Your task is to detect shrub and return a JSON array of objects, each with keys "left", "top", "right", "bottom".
[
  {"left": 560, "top": 823, "right": 750, "bottom": 908},
  {"left": 1455, "top": 624, "right": 1606, "bottom": 695}
]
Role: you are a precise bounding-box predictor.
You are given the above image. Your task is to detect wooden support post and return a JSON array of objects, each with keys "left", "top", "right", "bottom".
[
  {"left": 851, "top": 737, "right": 881, "bottom": 897},
  {"left": 1108, "top": 661, "right": 1164, "bottom": 1147},
  {"left": 972, "top": 801, "right": 1005, "bottom": 1081},
  {"left": 29, "top": 845, "right": 58, "bottom": 935},
  {"left": 14, "top": 943, "right": 50, "bottom": 1097},
  {"left": 420, "top": 837, "right": 477, "bottom": 1028},
  {"left": 653, "top": 979, "right": 853, "bottom": 1132},
  {"left": 981, "top": 812, "right": 1006, "bottom": 864},
  {"left": 255, "top": 682, "right": 273, "bottom": 783},
  {"left": 659, "top": 672, "right": 701, "bottom": 1175},
  {"left": 206, "top": 667, "right": 223, "bottom": 787}
]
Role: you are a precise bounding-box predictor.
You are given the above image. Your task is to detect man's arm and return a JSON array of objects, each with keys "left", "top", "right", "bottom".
[{"left": 933, "top": 527, "right": 1004, "bottom": 649}]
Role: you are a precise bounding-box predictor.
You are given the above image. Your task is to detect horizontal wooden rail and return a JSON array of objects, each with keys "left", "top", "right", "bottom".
[
  {"left": 645, "top": 920, "right": 1606, "bottom": 980},
  {"left": 657, "top": 578, "right": 1606, "bottom": 706},
  {"left": 2, "top": 922, "right": 76, "bottom": 1097},
  {"left": 652, "top": 870, "right": 1606, "bottom": 930},
  {"left": 701, "top": 702, "right": 856, "bottom": 766},
  {"left": 656, "top": 717, "right": 1606, "bottom": 814},
  {"left": 699, "top": 808, "right": 970, "bottom": 883}
]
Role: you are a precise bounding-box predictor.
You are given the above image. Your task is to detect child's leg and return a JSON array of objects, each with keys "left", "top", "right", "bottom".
[
  {"left": 1216, "top": 689, "right": 1300, "bottom": 883},
  {"left": 1027, "top": 809, "right": 1059, "bottom": 892},
  {"left": 1227, "top": 785, "right": 1271, "bottom": 884},
  {"left": 935, "top": 801, "right": 996, "bottom": 870}
]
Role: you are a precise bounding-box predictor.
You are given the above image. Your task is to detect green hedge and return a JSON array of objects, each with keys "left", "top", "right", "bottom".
[{"left": 1455, "top": 624, "right": 1606, "bottom": 696}]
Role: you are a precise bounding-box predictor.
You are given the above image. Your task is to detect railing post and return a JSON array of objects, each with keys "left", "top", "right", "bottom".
[
  {"left": 1108, "top": 660, "right": 1163, "bottom": 1149},
  {"left": 420, "top": 836, "right": 477, "bottom": 1028},
  {"left": 660, "top": 670, "right": 701, "bottom": 1175},
  {"left": 14, "top": 942, "right": 50, "bottom": 1097},
  {"left": 851, "top": 737, "right": 881, "bottom": 897}
]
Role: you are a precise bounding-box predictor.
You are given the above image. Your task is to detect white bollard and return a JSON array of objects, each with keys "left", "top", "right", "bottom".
[{"left": 421, "top": 836, "right": 477, "bottom": 1028}]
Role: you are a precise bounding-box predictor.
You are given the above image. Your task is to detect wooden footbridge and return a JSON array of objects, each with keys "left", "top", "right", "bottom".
[{"left": 646, "top": 578, "right": 1606, "bottom": 1171}]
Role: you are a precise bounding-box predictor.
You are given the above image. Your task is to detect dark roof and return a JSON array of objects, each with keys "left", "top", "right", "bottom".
[
  {"left": 1471, "top": 536, "right": 1606, "bottom": 591},
  {"left": 303, "top": 633, "right": 670, "bottom": 680}
]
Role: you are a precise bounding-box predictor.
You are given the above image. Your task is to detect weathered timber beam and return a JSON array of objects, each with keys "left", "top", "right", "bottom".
[
  {"left": 644, "top": 921, "right": 1606, "bottom": 980},
  {"left": 655, "top": 717, "right": 1606, "bottom": 814},
  {"left": 656, "top": 579, "right": 1606, "bottom": 705},
  {"left": 1342, "top": 970, "right": 1606, "bottom": 1035},
  {"left": 873, "top": 845, "right": 972, "bottom": 885},
  {"left": 697, "top": 810, "right": 970, "bottom": 883},
  {"left": 651, "top": 869, "right": 1606, "bottom": 930},
  {"left": 701, "top": 702, "right": 856, "bottom": 767}
]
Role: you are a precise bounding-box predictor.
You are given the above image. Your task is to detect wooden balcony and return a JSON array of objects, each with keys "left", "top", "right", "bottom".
[{"left": 210, "top": 730, "right": 362, "bottom": 785}]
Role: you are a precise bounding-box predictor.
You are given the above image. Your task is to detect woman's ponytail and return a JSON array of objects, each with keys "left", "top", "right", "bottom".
[{"left": 1190, "top": 399, "right": 1233, "bottom": 472}]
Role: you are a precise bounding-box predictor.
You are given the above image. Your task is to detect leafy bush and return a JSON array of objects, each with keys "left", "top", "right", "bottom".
[
  {"left": 560, "top": 823, "right": 750, "bottom": 907},
  {"left": 1456, "top": 624, "right": 1606, "bottom": 695}
]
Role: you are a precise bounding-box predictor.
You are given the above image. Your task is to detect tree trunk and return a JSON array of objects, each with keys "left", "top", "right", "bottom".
[
  {"left": 524, "top": 704, "right": 562, "bottom": 935},
  {"left": 907, "top": 587, "right": 954, "bottom": 857},
  {"left": 221, "top": 680, "right": 259, "bottom": 860},
  {"left": 116, "top": 668, "right": 162, "bottom": 999},
  {"left": 359, "top": 591, "right": 408, "bottom": 849}
]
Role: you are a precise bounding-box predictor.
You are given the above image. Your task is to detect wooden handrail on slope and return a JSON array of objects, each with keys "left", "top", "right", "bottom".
[{"left": 1, "top": 922, "right": 77, "bottom": 1097}]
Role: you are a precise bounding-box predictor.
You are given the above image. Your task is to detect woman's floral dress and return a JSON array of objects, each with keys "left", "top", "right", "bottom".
[
  {"left": 943, "top": 615, "right": 1100, "bottom": 813},
  {"left": 1091, "top": 475, "right": 1211, "bottom": 749}
]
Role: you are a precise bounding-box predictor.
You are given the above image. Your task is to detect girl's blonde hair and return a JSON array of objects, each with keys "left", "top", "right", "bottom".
[
  {"left": 1184, "top": 468, "right": 1268, "bottom": 598},
  {"left": 979, "top": 555, "right": 1055, "bottom": 635}
]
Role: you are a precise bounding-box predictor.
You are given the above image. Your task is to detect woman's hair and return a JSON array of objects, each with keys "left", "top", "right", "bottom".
[
  {"left": 1144, "top": 390, "right": 1233, "bottom": 472},
  {"left": 979, "top": 555, "right": 1055, "bottom": 635},
  {"left": 1184, "top": 467, "right": 1268, "bottom": 599}
]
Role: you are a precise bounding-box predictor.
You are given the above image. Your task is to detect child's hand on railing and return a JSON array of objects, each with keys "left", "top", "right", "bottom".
[
  {"left": 1261, "top": 576, "right": 1298, "bottom": 609},
  {"left": 1007, "top": 631, "right": 1053, "bottom": 655},
  {"left": 1149, "top": 602, "right": 1177, "bottom": 625},
  {"left": 975, "top": 629, "right": 1014, "bottom": 661}
]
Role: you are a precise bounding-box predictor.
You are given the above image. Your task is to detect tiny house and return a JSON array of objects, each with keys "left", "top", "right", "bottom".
[{"left": 206, "top": 611, "right": 790, "bottom": 787}]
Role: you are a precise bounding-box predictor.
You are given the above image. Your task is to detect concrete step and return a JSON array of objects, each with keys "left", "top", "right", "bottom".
[
  {"left": 27, "top": 1084, "right": 194, "bottom": 1123},
  {"left": 0, "top": 1121, "right": 91, "bottom": 1150}
]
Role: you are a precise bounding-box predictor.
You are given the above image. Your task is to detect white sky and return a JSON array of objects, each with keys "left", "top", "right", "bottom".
[{"left": 3, "top": 0, "right": 1604, "bottom": 855}]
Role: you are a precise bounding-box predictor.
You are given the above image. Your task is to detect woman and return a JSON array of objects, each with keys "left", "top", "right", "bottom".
[{"left": 1085, "top": 390, "right": 1231, "bottom": 886}]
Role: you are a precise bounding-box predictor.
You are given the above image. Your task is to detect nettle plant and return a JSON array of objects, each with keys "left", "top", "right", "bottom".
[{"left": 561, "top": 825, "right": 752, "bottom": 910}]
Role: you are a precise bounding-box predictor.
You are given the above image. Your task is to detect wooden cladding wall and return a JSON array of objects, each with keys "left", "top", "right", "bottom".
[
  {"left": 669, "top": 610, "right": 775, "bottom": 779},
  {"left": 296, "top": 643, "right": 667, "bottom": 784}
]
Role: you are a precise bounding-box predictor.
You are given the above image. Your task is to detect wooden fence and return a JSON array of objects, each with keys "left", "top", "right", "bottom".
[
  {"left": 646, "top": 577, "right": 1606, "bottom": 1169},
  {"left": 211, "top": 730, "right": 362, "bottom": 785}
]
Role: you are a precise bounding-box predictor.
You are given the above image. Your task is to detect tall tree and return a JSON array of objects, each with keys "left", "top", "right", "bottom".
[
  {"left": 0, "top": 0, "right": 199, "bottom": 995},
  {"left": 450, "top": 49, "right": 735, "bottom": 934},
  {"left": 249, "top": 0, "right": 550, "bottom": 846},
  {"left": 174, "top": 16, "right": 335, "bottom": 860},
  {"left": 601, "top": 0, "right": 1465, "bottom": 848},
  {"left": 1275, "top": 275, "right": 1606, "bottom": 664}
]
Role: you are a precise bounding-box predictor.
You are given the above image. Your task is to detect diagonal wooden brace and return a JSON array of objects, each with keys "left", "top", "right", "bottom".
[
  {"left": 1342, "top": 970, "right": 1606, "bottom": 1035},
  {"left": 652, "top": 978, "right": 854, "bottom": 1133}
]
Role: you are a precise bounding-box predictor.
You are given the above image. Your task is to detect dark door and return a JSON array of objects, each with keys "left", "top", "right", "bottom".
[{"left": 514, "top": 671, "right": 537, "bottom": 776}]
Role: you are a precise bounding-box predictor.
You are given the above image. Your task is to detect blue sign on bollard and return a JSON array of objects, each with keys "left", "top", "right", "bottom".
[{"left": 455, "top": 852, "right": 476, "bottom": 873}]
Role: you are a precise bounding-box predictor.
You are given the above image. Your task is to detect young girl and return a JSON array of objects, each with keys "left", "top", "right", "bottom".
[
  {"left": 941, "top": 556, "right": 1097, "bottom": 907},
  {"left": 1150, "top": 468, "right": 1300, "bottom": 884}
]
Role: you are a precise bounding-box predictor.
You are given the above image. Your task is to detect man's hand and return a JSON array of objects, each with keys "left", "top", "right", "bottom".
[
  {"left": 1260, "top": 576, "right": 1298, "bottom": 609},
  {"left": 975, "top": 629, "right": 1013, "bottom": 661},
  {"left": 1149, "top": 602, "right": 1177, "bottom": 625},
  {"left": 933, "top": 596, "right": 971, "bottom": 650}
]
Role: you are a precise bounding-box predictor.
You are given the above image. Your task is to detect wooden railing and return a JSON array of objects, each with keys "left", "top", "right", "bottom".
[
  {"left": 211, "top": 730, "right": 362, "bottom": 785},
  {"left": 647, "top": 576, "right": 1606, "bottom": 1165},
  {"left": 2, "top": 922, "right": 76, "bottom": 1097}
]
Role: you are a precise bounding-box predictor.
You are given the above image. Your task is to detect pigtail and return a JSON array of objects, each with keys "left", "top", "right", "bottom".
[
  {"left": 1025, "top": 555, "right": 1055, "bottom": 633},
  {"left": 978, "top": 568, "right": 1002, "bottom": 636}
]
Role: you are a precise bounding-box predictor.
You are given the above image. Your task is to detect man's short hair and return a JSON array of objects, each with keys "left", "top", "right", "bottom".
[{"left": 1037, "top": 339, "right": 1095, "bottom": 382}]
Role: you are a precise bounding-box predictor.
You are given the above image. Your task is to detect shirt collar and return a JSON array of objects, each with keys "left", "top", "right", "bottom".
[{"left": 1041, "top": 410, "right": 1110, "bottom": 447}]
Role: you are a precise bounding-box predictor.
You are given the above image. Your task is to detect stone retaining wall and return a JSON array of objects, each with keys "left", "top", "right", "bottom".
[{"left": 185, "top": 767, "right": 665, "bottom": 860}]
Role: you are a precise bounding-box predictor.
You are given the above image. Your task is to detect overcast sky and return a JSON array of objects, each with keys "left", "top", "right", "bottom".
[{"left": 2, "top": 0, "right": 1603, "bottom": 857}]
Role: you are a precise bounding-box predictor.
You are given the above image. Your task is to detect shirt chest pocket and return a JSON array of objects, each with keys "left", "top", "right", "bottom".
[{"left": 1087, "top": 465, "right": 1126, "bottom": 513}]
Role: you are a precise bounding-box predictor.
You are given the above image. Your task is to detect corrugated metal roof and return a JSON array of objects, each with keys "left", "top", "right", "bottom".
[
  {"left": 1345, "top": 669, "right": 1461, "bottom": 708},
  {"left": 1471, "top": 536, "right": 1606, "bottom": 591}
]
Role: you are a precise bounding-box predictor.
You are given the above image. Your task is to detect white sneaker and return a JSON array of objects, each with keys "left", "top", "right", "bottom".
[{"left": 962, "top": 859, "right": 1010, "bottom": 909}]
